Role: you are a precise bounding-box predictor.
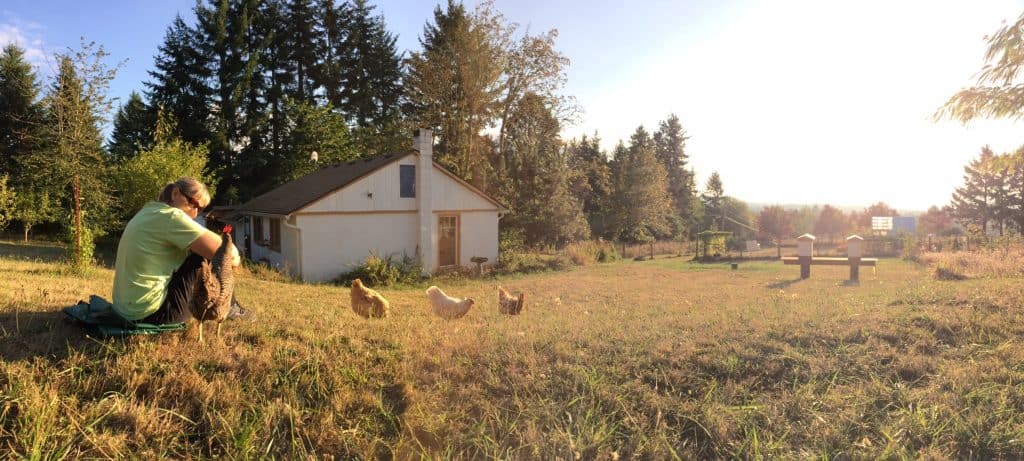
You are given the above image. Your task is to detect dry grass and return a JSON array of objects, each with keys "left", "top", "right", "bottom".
[
  {"left": 4, "top": 242, "right": 1024, "bottom": 458},
  {"left": 919, "top": 245, "right": 1024, "bottom": 279}
]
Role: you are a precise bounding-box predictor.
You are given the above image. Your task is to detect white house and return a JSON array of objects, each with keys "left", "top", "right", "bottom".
[{"left": 228, "top": 129, "right": 505, "bottom": 282}]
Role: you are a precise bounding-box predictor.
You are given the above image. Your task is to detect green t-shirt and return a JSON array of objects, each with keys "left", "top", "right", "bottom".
[{"left": 112, "top": 201, "right": 208, "bottom": 320}]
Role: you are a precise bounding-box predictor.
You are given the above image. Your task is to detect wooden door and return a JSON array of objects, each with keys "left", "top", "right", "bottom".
[{"left": 438, "top": 215, "right": 458, "bottom": 267}]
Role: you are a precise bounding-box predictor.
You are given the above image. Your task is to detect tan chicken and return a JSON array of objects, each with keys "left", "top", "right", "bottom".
[
  {"left": 350, "top": 278, "right": 390, "bottom": 318},
  {"left": 498, "top": 286, "right": 525, "bottom": 315},
  {"left": 192, "top": 226, "right": 235, "bottom": 342},
  {"left": 426, "top": 286, "right": 475, "bottom": 320}
]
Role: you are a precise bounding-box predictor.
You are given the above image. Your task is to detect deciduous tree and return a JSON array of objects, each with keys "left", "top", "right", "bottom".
[{"left": 757, "top": 205, "right": 795, "bottom": 258}]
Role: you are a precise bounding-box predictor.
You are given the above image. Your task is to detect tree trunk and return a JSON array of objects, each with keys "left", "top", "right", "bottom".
[
  {"left": 73, "top": 175, "right": 82, "bottom": 265},
  {"left": 777, "top": 239, "right": 782, "bottom": 259}
]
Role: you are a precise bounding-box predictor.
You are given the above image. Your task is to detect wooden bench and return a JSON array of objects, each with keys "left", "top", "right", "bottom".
[
  {"left": 781, "top": 257, "right": 877, "bottom": 267},
  {"left": 784, "top": 234, "right": 876, "bottom": 281}
]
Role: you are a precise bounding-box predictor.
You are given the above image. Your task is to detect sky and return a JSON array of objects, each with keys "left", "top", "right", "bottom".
[{"left": 3, "top": 0, "right": 1024, "bottom": 212}]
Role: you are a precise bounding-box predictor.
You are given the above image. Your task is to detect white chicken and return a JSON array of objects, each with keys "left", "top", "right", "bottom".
[{"left": 425, "top": 286, "right": 475, "bottom": 320}]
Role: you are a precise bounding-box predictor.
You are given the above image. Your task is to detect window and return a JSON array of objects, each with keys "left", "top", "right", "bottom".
[
  {"left": 254, "top": 217, "right": 265, "bottom": 243},
  {"left": 400, "top": 165, "right": 415, "bottom": 198},
  {"left": 269, "top": 218, "right": 281, "bottom": 252}
]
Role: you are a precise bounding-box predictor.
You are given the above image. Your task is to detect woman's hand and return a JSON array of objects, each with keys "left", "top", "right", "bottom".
[{"left": 231, "top": 244, "right": 241, "bottom": 267}]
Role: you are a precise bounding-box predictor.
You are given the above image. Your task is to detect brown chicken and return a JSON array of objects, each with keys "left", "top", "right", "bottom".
[
  {"left": 350, "top": 278, "right": 390, "bottom": 318},
  {"left": 191, "top": 227, "right": 235, "bottom": 342},
  {"left": 498, "top": 286, "right": 525, "bottom": 315}
]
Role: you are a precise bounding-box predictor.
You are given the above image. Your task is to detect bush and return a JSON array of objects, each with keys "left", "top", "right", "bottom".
[
  {"left": 562, "top": 240, "right": 620, "bottom": 266},
  {"left": 933, "top": 262, "right": 967, "bottom": 281},
  {"left": 336, "top": 251, "right": 423, "bottom": 287}
]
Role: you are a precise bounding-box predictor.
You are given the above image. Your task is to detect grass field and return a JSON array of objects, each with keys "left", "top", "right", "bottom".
[{"left": 3, "top": 243, "right": 1024, "bottom": 458}]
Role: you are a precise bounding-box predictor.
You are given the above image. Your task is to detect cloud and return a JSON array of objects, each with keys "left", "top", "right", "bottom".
[{"left": 0, "top": 21, "right": 48, "bottom": 66}]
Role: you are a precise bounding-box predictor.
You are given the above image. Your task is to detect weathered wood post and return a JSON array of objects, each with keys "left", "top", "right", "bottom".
[
  {"left": 797, "top": 233, "right": 815, "bottom": 279},
  {"left": 847, "top": 234, "right": 863, "bottom": 282}
]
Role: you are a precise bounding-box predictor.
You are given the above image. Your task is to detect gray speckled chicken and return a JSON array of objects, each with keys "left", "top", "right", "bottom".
[{"left": 192, "top": 226, "right": 235, "bottom": 342}]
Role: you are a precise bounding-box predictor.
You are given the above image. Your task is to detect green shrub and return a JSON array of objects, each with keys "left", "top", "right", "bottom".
[{"left": 336, "top": 251, "right": 422, "bottom": 287}]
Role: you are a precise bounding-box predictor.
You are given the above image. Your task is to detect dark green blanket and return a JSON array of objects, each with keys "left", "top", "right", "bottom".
[{"left": 63, "top": 295, "right": 186, "bottom": 337}]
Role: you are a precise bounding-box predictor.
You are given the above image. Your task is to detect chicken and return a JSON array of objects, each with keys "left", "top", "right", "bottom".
[
  {"left": 350, "top": 278, "right": 389, "bottom": 318},
  {"left": 426, "top": 286, "right": 475, "bottom": 320},
  {"left": 498, "top": 286, "right": 525, "bottom": 315},
  {"left": 191, "top": 226, "right": 235, "bottom": 342}
]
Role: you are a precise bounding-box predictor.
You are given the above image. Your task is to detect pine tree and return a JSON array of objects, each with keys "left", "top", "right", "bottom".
[
  {"left": 653, "top": 114, "right": 695, "bottom": 231},
  {"left": 951, "top": 146, "right": 1008, "bottom": 234},
  {"left": 145, "top": 14, "right": 214, "bottom": 146},
  {"left": 405, "top": 0, "right": 503, "bottom": 187},
  {"left": 702, "top": 172, "right": 725, "bottom": 230},
  {"left": 497, "top": 93, "right": 587, "bottom": 246},
  {"left": 108, "top": 91, "right": 157, "bottom": 162},
  {"left": 611, "top": 126, "right": 674, "bottom": 243},
  {"left": 283, "top": 0, "right": 319, "bottom": 104},
  {"left": 0, "top": 44, "right": 42, "bottom": 180},
  {"left": 27, "top": 45, "right": 118, "bottom": 271},
  {"left": 565, "top": 134, "right": 613, "bottom": 239},
  {"left": 338, "top": 0, "right": 403, "bottom": 128}
]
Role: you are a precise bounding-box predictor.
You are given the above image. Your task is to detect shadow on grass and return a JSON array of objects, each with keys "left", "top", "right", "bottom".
[{"left": 0, "top": 308, "right": 97, "bottom": 362}]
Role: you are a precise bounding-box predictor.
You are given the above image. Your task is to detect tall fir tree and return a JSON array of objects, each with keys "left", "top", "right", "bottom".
[
  {"left": 951, "top": 146, "right": 1008, "bottom": 234},
  {"left": 702, "top": 171, "right": 725, "bottom": 231},
  {"left": 611, "top": 126, "right": 675, "bottom": 243},
  {"left": 145, "top": 14, "right": 214, "bottom": 146},
  {"left": 496, "top": 93, "right": 587, "bottom": 246},
  {"left": 338, "top": 0, "right": 403, "bottom": 128},
  {"left": 108, "top": 91, "right": 157, "bottom": 162},
  {"left": 405, "top": 0, "right": 503, "bottom": 187},
  {"left": 0, "top": 44, "right": 42, "bottom": 180},
  {"left": 653, "top": 114, "right": 696, "bottom": 232},
  {"left": 565, "top": 134, "right": 613, "bottom": 239},
  {"left": 28, "top": 46, "right": 118, "bottom": 271},
  {"left": 283, "top": 0, "right": 319, "bottom": 104}
]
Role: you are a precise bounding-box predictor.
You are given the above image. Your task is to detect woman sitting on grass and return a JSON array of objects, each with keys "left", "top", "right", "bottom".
[{"left": 111, "top": 177, "right": 250, "bottom": 324}]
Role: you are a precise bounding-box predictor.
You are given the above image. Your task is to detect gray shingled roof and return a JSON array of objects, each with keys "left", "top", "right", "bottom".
[{"left": 235, "top": 151, "right": 415, "bottom": 215}]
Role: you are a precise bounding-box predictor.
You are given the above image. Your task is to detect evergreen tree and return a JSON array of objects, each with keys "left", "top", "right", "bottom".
[
  {"left": 108, "top": 91, "right": 157, "bottom": 162},
  {"left": 338, "top": 0, "right": 404, "bottom": 128},
  {"left": 283, "top": 0, "right": 319, "bottom": 104},
  {"left": 951, "top": 146, "right": 1006, "bottom": 234},
  {"left": 702, "top": 171, "right": 725, "bottom": 230},
  {"left": 27, "top": 45, "right": 118, "bottom": 271},
  {"left": 497, "top": 93, "right": 587, "bottom": 246},
  {"left": 653, "top": 114, "right": 696, "bottom": 231},
  {"left": 610, "top": 126, "right": 674, "bottom": 243},
  {"left": 145, "top": 14, "right": 214, "bottom": 146},
  {"left": 566, "top": 134, "right": 613, "bottom": 239},
  {"left": 405, "top": 0, "right": 503, "bottom": 187},
  {"left": 0, "top": 44, "right": 42, "bottom": 180}
]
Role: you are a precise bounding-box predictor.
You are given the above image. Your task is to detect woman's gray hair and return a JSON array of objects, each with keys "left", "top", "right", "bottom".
[{"left": 158, "top": 177, "right": 210, "bottom": 207}]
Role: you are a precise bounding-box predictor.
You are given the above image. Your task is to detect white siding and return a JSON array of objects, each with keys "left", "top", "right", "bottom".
[
  {"left": 303, "top": 156, "right": 419, "bottom": 213},
  {"left": 449, "top": 211, "right": 499, "bottom": 268},
  {"left": 296, "top": 213, "right": 419, "bottom": 282},
  {"left": 431, "top": 168, "right": 496, "bottom": 211},
  {"left": 301, "top": 155, "right": 496, "bottom": 214}
]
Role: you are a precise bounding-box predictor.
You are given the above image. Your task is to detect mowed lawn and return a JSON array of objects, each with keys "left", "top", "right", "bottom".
[{"left": 3, "top": 248, "right": 1024, "bottom": 459}]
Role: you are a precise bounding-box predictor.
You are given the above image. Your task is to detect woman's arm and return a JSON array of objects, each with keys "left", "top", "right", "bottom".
[{"left": 188, "top": 231, "right": 241, "bottom": 266}]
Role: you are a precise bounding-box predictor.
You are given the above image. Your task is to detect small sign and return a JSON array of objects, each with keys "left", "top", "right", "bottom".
[{"left": 871, "top": 216, "right": 893, "bottom": 231}]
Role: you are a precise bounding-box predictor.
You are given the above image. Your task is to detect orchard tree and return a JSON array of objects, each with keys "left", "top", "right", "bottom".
[
  {"left": 814, "top": 204, "right": 847, "bottom": 243},
  {"left": 757, "top": 205, "right": 795, "bottom": 258},
  {"left": 918, "top": 205, "right": 954, "bottom": 236}
]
